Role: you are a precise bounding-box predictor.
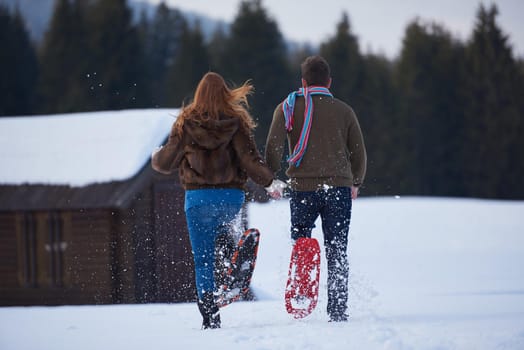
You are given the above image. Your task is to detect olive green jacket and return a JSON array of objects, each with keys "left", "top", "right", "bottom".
[{"left": 265, "top": 95, "right": 367, "bottom": 191}]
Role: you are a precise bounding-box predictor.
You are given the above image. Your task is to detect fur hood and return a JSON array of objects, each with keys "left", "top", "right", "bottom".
[{"left": 184, "top": 118, "right": 239, "bottom": 150}]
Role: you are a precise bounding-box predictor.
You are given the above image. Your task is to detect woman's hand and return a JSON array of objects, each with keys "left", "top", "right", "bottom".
[{"left": 265, "top": 179, "right": 287, "bottom": 199}]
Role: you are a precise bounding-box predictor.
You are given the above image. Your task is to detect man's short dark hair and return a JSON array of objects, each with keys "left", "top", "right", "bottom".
[{"left": 301, "top": 56, "right": 331, "bottom": 86}]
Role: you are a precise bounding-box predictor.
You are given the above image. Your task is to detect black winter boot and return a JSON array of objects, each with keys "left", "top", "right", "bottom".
[{"left": 197, "top": 292, "right": 221, "bottom": 329}]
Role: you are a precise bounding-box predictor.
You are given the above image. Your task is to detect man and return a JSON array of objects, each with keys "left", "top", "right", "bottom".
[{"left": 265, "top": 55, "right": 367, "bottom": 322}]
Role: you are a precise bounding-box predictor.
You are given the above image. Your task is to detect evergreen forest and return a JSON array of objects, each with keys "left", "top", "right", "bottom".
[{"left": 1, "top": 0, "right": 523, "bottom": 199}]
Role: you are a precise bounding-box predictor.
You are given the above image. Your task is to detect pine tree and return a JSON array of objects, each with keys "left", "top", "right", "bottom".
[
  {"left": 395, "top": 20, "right": 466, "bottom": 196},
  {"left": 207, "top": 23, "right": 228, "bottom": 72},
  {"left": 84, "top": 0, "right": 148, "bottom": 110},
  {"left": 462, "top": 4, "right": 523, "bottom": 198},
  {"left": 38, "top": 0, "right": 89, "bottom": 113},
  {"left": 166, "top": 22, "right": 210, "bottom": 107},
  {"left": 144, "top": 2, "right": 186, "bottom": 107},
  {"left": 357, "top": 54, "right": 402, "bottom": 196},
  {"left": 220, "top": 0, "right": 291, "bottom": 147},
  {"left": 319, "top": 13, "right": 364, "bottom": 106},
  {"left": 0, "top": 5, "right": 38, "bottom": 116}
]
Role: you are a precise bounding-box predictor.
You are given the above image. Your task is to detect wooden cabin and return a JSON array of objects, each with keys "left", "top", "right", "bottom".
[
  {"left": 0, "top": 109, "right": 199, "bottom": 306},
  {"left": 0, "top": 168, "right": 196, "bottom": 305}
]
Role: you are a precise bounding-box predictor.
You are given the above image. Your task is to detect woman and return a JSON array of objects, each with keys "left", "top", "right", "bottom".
[{"left": 152, "top": 72, "right": 283, "bottom": 329}]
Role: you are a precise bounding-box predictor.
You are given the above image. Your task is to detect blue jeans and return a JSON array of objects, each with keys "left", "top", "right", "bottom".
[
  {"left": 185, "top": 190, "right": 244, "bottom": 299},
  {"left": 290, "top": 187, "right": 352, "bottom": 318}
]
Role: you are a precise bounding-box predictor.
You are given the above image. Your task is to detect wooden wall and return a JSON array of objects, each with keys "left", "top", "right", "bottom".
[
  {"left": 152, "top": 181, "right": 196, "bottom": 302},
  {"left": 124, "top": 185, "right": 157, "bottom": 303},
  {"left": 0, "top": 212, "right": 18, "bottom": 288},
  {"left": 67, "top": 209, "right": 114, "bottom": 304},
  {"left": 115, "top": 179, "right": 197, "bottom": 304},
  {"left": 0, "top": 180, "right": 196, "bottom": 306},
  {"left": 0, "top": 209, "right": 116, "bottom": 305}
]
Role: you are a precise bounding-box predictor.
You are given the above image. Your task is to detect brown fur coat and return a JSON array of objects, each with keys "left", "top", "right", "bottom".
[{"left": 152, "top": 115, "right": 273, "bottom": 190}]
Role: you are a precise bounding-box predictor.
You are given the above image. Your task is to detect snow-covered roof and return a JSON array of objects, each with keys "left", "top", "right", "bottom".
[{"left": 0, "top": 109, "right": 178, "bottom": 187}]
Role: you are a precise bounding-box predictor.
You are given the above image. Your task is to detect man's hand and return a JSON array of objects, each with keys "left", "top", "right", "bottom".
[{"left": 351, "top": 186, "right": 360, "bottom": 199}]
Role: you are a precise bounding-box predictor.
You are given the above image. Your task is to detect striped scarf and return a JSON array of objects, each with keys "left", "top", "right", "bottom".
[{"left": 282, "top": 86, "right": 333, "bottom": 166}]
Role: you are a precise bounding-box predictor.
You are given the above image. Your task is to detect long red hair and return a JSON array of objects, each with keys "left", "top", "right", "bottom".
[{"left": 173, "top": 72, "right": 256, "bottom": 133}]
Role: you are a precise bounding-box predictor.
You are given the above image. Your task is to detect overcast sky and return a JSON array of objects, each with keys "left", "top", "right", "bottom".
[{"left": 142, "top": 0, "right": 524, "bottom": 59}]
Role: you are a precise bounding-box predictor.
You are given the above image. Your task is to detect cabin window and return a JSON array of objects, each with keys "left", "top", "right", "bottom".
[{"left": 19, "top": 211, "right": 66, "bottom": 288}]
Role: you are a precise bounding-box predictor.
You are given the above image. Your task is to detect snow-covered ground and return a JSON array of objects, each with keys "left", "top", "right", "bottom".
[{"left": 1, "top": 197, "right": 524, "bottom": 350}]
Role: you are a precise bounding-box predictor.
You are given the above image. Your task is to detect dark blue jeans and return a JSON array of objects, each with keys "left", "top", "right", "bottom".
[
  {"left": 290, "top": 187, "right": 352, "bottom": 318},
  {"left": 186, "top": 202, "right": 242, "bottom": 299}
]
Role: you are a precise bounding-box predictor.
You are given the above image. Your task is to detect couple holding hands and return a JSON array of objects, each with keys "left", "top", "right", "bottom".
[{"left": 152, "top": 55, "right": 367, "bottom": 329}]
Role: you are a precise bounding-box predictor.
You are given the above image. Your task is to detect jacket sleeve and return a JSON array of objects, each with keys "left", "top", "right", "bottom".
[
  {"left": 346, "top": 109, "right": 367, "bottom": 186},
  {"left": 232, "top": 126, "right": 274, "bottom": 187},
  {"left": 264, "top": 103, "right": 287, "bottom": 174},
  {"left": 151, "top": 123, "right": 186, "bottom": 175}
]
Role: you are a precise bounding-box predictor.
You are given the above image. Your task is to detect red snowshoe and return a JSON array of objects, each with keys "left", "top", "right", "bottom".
[{"left": 285, "top": 237, "right": 321, "bottom": 319}]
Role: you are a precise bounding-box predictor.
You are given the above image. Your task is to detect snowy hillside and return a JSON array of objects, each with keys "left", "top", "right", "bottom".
[{"left": 1, "top": 197, "right": 523, "bottom": 350}]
